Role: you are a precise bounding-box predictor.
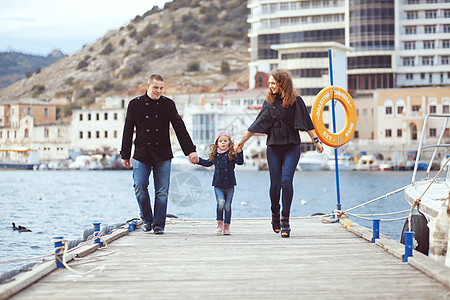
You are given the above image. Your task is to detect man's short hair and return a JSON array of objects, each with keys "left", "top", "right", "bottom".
[{"left": 148, "top": 74, "right": 164, "bottom": 83}]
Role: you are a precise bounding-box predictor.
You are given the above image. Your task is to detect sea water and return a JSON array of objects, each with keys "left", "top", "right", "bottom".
[{"left": 0, "top": 169, "right": 414, "bottom": 276}]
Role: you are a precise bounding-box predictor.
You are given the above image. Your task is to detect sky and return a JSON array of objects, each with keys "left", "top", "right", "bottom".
[{"left": 0, "top": 0, "right": 171, "bottom": 56}]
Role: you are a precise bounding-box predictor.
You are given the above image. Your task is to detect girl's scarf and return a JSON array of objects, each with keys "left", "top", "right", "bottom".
[{"left": 217, "top": 148, "right": 229, "bottom": 155}]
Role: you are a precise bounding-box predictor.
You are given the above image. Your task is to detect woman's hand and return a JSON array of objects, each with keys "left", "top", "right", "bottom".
[
  {"left": 235, "top": 142, "right": 244, "bottom": 153},
  {"left": 315, "top": 141, "right": 324, "bottom": 153}
]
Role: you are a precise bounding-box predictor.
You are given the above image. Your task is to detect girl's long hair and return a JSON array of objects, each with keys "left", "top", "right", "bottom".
[
  {"left": 266, "top": 68, "right": 297, "bottom": 108},
  {"left": 207, "top": 137, "right": 237, "bottom": 161}
]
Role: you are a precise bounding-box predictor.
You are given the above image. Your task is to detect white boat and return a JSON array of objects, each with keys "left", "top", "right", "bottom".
[
  {"left": 327, "top": 154, "right": 355, "bottom": 171},
  {"left": 0, "top": 148, "right": 40, "bottom": 170},
  {"left": 298, "top": 151, "right": 328, "bottom": 171},
  {"left": 401, "top": 114, "right": 450, "bottom": 265},
  {"left": 355, "top": 154, "right": 383, "bottom": 171}
]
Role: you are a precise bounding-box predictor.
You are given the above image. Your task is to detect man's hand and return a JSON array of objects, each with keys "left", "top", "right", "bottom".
[
  {"left": 315, "top": 142, "right": 324, "bottom": 153},
  {"left": 122, "top": 159, "right": 131, "bottom": 169},
  {"left": 188, "top": 152, "right": 199, "bottom": 164}
]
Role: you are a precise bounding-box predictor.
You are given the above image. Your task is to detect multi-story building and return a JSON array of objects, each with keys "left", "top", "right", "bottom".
[
  {"left": 396, "top": 0, "right": 450, "bottom": 87},
  {"left": 0, "top": 99, "right": 70, "bottom": 162}
]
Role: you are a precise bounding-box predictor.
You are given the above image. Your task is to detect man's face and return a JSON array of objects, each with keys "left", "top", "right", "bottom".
[{"left": 147, "top": 79, "right": 164, "bottom": 100}]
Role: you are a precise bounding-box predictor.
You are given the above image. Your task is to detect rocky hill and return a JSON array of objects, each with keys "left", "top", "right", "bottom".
[
  {"left": 0, "top": 0, "right": 250, "bottom": 117},
  {"left": 0, "top": 49, "right": 66, "bottom": 89}
]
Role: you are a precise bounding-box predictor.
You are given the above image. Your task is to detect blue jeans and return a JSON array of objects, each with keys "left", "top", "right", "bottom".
[
  {"left": 214, "top": 186, "right": 234, "bottom": 224},
  {"left": 133, "top": 159, "right": 171, "bottom": 230},
  {"left": 266, "top": 144, "right": 301, "bottom": 215}
]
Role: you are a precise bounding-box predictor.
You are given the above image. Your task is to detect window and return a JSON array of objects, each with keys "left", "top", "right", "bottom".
[
  {"left": 44, "top": 128, "right": 49, "bottom": 138},
  {"left": 79, "top": 113, "right": 83, "bottom": 121},
  {"left": 363, "top": 108, "right": 368, "bottom": 116},
  {"left": 79, "top": 131, "right": 83, "bottom": 139},
  {"left": 444, "top": 25, "right": 450, "bottom": 33},
  {"left": 405, "top": 26, "right": 416, "bottom": 34},
  {"left": 430, "top": 128, "right": 437, "bottom": 137},
  {"left": 397, "top": 106, "right": 404, "bottom": 114},
  {"left": 430, "top": 105, "right": 436, "bottom": 113},
  {"left": 423, "top": 41, "right": 435, "bottom": 49},
  {"left": 104, "top": 113, "right": 108, "bottom": 120},
  {"left": 88, "top": 131, "right": 91, "bottom": 138},
  {"left": 96, "top": 131, "right": 100, "bottom": 138},
  {"left": 44, "top": 108, "right": 49, "bottom": 116},
  {"left": 442, "top": 56, "right": 449, "bottom": 65},
  {"left": 443, "top": 40, "right": 450, "bottom": 48},
  {"left": 404, "top": 41, "right": 415, "bottom": 49},
  {"left": 425, "top": 10, "right": 437, "bottom": 19},
  {"left": 443, "top": 105, "right": 450, "bottom": 113},
  {"left": 385, "top": 129, "right": 392, "bottom": 137},
  {"left": 403, "top": 57, "right": 415, "bottom": 66},
  {"left": 422, "top": 56, "right": 433, "bottom": 65},
  {"left": 421, "top": 73, "right": 426, "bottom": 79},
  {"left": 407, "top": 11, "right": 418, "bottom": 19},
  {"left": 114, "top": 113, "right": 118, "bottom": 120},
  {"left": 412, "top": 105, "right": 421, "bottom": 111},
  {"left": 385, "top": 107, "right": 393, "bottom": 115},
  {"left": 104, "top": 131, "right": 108, "bottom": 138},
  {"left": 114, "top": 130, "right": 118, "bottom": 138},
  {"left": 406, "top": 74, "right": 413, "bottom": 80},
  {"left": 96, "top": 113, "right": 100, "bottom": 120},
  {"left": 88, "top": 113, "right": 91, "bottom": 121},
  {"left": 11, "top": 108, "right": 14, "bottom": 115},
  {"left": 397, "top": 129, "right": 402, "bottom": 137},
  {"left": 24, "top": 128, "right": 29, "bottom": 138},
  {"left": 28, "top": 108, "right": 32, "bottom": 115},
  {"left": 445, "top": 10, "right": 450, "bottom": 18},
  {"left": 424, "top": 25, "right": 436, "bottom": 34}
]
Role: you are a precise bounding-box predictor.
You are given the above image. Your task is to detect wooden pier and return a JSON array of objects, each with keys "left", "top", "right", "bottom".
[{"left": 2, "top": 217, "right": 450, "bottom": 299}]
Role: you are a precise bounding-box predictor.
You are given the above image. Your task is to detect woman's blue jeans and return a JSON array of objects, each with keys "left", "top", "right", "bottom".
[
  {"left": 266, "top": 144, "right": 301, "bottom": 215},
  {"left": 132, "top": 159, "right": 171, "bottom": 230},
  {"left": 214, "top": 186, "right": 234, "bottom": 224}
]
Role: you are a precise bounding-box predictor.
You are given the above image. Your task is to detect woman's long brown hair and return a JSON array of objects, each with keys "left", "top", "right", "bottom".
[
  {"left": 207, "top": 136, "right": 237, "bottom": 161},
  {"left": 266, "top": 69, "right": 297, "bottom": 108}
]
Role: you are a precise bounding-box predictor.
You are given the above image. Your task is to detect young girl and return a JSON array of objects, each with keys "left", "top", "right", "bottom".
[{"left": 197, "top": 131, "right": 244, "bottom": 235}]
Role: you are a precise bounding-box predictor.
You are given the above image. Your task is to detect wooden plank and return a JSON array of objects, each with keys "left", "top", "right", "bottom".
[{"left": 4, "top": 218, "right": 450, "bottom": 299}]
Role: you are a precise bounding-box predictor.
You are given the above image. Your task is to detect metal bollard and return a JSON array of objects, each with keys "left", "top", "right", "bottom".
[
  {"left": 93, "top": 222, "right": 101, "bottom": 248},
  {"left": 53, "top": 236, "right": 64, "bottom": 268},
  {"left": 403, "top": 231, "right": 414, "bottom": 262},
  {"left": 372, "top": 219, "right": 380, "bottom": 243}
]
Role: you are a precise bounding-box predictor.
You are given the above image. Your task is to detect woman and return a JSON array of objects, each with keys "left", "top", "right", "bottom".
[{"left": 236, "top": 69, "right": 323, "bottom": 238}]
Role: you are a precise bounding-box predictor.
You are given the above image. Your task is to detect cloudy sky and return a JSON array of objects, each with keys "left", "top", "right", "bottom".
[{"left": 0, "top": 0, "right": 170, "bottom": 56}]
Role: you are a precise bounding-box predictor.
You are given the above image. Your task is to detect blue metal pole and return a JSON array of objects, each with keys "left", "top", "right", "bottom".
[
  {"left": 328, "top": 49, "right": 341, "bottom": 212},
  {"left": 372, "top": 219, "right": 380, "bottom": 243},
  {"left": 93, "top": 222, "right": 101, "bottom": 248},
  {"left": 53, "top": 236, "right": 64, "bottom": 268},
  {"left": 403, "top": 231, "right": 414, "bottom": 262}
]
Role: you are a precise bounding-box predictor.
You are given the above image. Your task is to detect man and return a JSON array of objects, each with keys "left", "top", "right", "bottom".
[{"left": 121, "top": 74, "right": 199, "bottom": 234}]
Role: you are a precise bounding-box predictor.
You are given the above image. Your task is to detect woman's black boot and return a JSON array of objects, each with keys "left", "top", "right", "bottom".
[
  {"left": 280, "top": 212, "right": 291, "bottom": 238},
  {"left": 271, "top": 211, "right": 281, "bottom": 233}
]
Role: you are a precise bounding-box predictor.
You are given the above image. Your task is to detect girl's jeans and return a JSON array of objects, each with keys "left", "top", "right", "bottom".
[
  {"left": 266, "top": 144, "right": 301, "bottom": 215},
  {"left": 214, "top": 186, "right": 234, "bottom": 224}
]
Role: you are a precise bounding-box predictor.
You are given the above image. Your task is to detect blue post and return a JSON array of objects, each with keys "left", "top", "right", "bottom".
[
  {"left": 93, "top": 222, "right": 101, "bottom": 248},
  {"left": 328, "top": 49, "right": 342, "bottom": 212},
  {"left": 372, "top": 219, "right": 380, "bottom": 243},
  {"left": 403, "top": 231, "right": 414, "bottom": 262},
  {"left": 128, "top": 221, "right": 135, "bottom": 232},
  {"left": 53, "top": 236, "right": 64, "bottom": 268}
]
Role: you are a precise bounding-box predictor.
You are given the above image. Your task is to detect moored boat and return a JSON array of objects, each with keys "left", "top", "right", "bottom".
[{"left": 401, "top": 114, "right": 450, "bottom": 266}]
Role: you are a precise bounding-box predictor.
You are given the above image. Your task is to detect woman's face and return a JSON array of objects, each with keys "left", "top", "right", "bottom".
[
  {"left": 217, "top": 136, "right": 230, "bottom": 151},
  {"left": 268, "top": 75, "right": 280, "bottom": 94}
]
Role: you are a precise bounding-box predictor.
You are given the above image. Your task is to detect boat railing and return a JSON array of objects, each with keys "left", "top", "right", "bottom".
[{"left": 412, "top": 113, "right": 450, "bottom": 184}]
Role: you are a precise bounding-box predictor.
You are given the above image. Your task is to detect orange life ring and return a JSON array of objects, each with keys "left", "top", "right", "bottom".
[{"left": 311, "top": 86, "right": 357, "bottom": 148}]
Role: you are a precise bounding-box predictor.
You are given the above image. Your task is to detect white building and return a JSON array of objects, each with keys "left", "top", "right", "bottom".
[{"left": 70, "top": 96, "right": 127, "bottom": 154}]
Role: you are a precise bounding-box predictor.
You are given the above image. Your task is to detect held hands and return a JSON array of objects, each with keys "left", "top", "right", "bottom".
[
  {"left": 234, "top": 141, "right": 244, "bottom": 153},
  {"left": 188, "top": 152, "right": 199, "bottom": 164}
]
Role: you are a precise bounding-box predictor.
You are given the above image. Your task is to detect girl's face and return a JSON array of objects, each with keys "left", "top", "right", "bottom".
[
  {"left": 217, "top": 136, "right": 230, "bottom": 151},
  {"left": 268, "top": 75, "right": 280, "bottom": 94}
]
